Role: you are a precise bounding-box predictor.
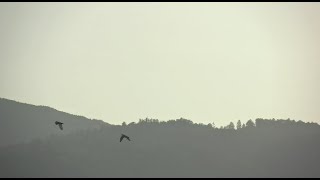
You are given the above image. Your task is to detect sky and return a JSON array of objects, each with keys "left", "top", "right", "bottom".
[{"left": 0, "top": 2, "right": 319, "bottom": 126}]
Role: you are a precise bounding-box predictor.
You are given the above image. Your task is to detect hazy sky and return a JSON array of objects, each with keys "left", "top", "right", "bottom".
[{"left": 1, "top": 2, "right": 319, "bottom": 126}]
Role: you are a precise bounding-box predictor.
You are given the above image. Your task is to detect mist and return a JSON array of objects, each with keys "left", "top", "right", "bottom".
[{"left": 1, "top": 2, "right": 320, "bottom": 126}]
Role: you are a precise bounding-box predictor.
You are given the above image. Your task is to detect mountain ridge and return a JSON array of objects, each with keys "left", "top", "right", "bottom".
[{"left": 0, "top": 97, "right": 110, "bottom": 147}]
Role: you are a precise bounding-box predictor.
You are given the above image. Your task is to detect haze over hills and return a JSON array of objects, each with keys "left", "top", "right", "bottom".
[
  {"left": 1, "top": 117, "right": 320, "bottom": 178},
  {"left": 1, "top": 2, "right": 320, "bottom": 178},
  {"left": 1, "top": 98, "right": 320, "bottom": 177},
  {"left": 0, "top": 98, "right": 109, "bottom": 147}
]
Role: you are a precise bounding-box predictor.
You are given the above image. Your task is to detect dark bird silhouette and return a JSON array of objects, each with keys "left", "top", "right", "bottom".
[
  {"left": 55, "top": 121, "right": 64, "bottom": 130},
  {"left": 120, "top": 134, "right": 131, "bottom": 142}
]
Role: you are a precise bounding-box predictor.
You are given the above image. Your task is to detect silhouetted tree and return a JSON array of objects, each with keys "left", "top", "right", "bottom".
[
  {"left": 226, "top": 122, "right": 235, "bottom": 130},
  {"left": 242, "top": 123, "right": 246, "bottom": 129},
  {"left": 237, "top": 120, "right": 242, "bottom": 130},
  {"left": 122, "top": 122, "right": 127, "bottom": 126},
  {"left": 128, "top": 122, "right": 135, "bottom": 126},
  {"left": 246, "top": 119, "right": 255, "bottom": 128},
  {"left": 255, "top": 118, "right": 264, "bottom": 128},
  {"left": 212, "top": 122, "right": 216, "bottom": 129}
]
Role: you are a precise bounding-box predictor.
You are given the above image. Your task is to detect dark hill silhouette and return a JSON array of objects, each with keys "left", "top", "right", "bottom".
[
  {"left": 0, "top": 98, "right": 110, "bottom": 147},
  {"left": 0, "top": 117, "right": 319, "bottom": 178}
]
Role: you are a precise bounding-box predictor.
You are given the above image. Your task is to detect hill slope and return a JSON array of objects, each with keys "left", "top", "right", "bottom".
[{"left": 0, "top": 98, "right": 109, "bottom": 147}]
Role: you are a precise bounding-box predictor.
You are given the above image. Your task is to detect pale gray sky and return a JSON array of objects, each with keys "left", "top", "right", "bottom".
[{"left": 1, "top": 2, "right": 319, "bottom": 126}]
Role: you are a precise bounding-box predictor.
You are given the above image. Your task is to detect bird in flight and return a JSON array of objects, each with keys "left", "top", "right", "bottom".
[
  {"left": 55, "top": 121, "right": 64, "bottom": 130},
  {"left": 120, "top": 134, "right": 131, "bottom": 142}
]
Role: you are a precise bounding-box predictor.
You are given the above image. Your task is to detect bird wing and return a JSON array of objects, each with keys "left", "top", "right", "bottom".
[
  {"left": 120, "top": 135, "right": 124, "bottom": 142},
  {"left": 58, "top": 124, "right": 63, "bottom": 130}
]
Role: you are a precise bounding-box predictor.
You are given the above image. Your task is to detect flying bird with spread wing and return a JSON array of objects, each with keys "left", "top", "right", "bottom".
[
  {"left": 55, "top": 121, "right": 64, "bottom": 130},
  {"left": 120, "top": 134, "right": 131, "bottom": 142}
]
